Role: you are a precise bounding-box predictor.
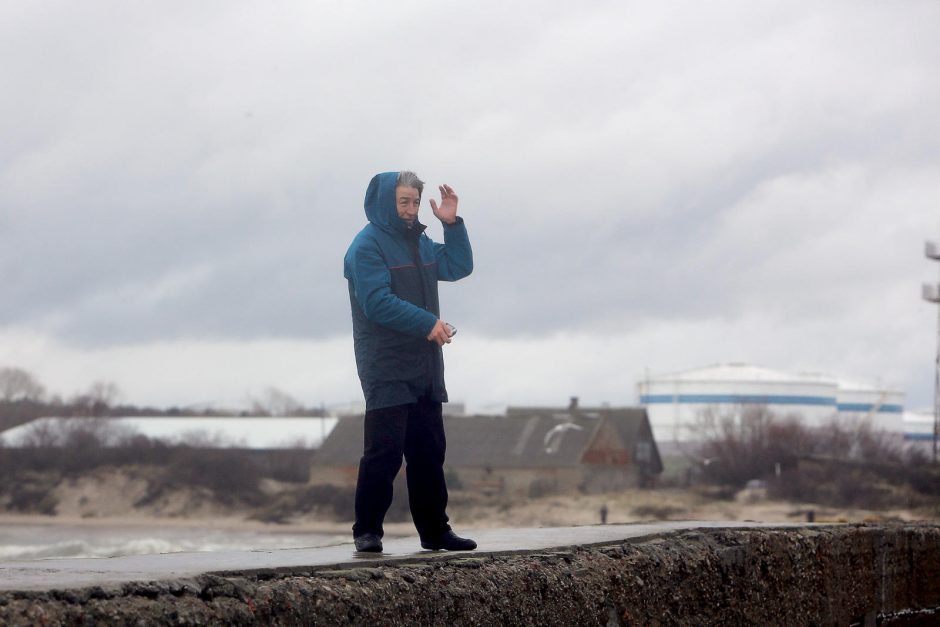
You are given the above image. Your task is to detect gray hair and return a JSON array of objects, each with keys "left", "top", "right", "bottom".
[{"left": 397, "top": 170, "right": 424, "bottom": 197}]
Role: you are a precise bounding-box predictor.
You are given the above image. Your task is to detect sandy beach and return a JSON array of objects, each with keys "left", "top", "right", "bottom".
[
  {"left": 1, "top": 462, "right": 935, "bottom": 561},
  {"left": 1, "top": 484, "right": 930, "bottom": 540}
]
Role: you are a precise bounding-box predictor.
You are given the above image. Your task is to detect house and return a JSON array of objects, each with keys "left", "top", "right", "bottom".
[{"left": 312, "top": 404, "right": 662, "bottom": 496}]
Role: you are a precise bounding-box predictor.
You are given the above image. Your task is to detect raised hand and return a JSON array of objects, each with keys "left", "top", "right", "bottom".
[{"left": 429, "top": 184, "right": 458, "bottom": 225}]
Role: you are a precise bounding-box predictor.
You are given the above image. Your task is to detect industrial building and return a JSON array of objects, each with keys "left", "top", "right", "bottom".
[
  {"left": 637, "top": 363, "right": 905, "bottom": 446},
  {"left": 0, "top": 416, "right": 337, "bottom": 449},
  {"left": 903, "top": 410, "right": 937, "bottom": 457}
]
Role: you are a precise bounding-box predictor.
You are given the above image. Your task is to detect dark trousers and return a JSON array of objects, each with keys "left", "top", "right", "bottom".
[{"left": 352, "top": 395, "right": 451, "bottom": 540}]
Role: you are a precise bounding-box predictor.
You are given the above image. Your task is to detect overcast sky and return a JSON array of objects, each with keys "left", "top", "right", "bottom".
[{"left": 1, "top": 1, "right": 938, "bottom": 412}]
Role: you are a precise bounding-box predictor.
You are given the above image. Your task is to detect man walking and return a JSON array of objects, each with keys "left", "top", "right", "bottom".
[{"left": 343, "top": 170, "right": 476, "bottom": 553}]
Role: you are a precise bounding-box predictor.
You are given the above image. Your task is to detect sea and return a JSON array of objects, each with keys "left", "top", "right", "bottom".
[{"left": 0, "top": 521, "right": 347, "bottom": 561}]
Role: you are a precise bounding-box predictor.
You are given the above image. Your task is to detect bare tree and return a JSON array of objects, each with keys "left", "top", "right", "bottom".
[
  {"left": 90, "top": 381, "right": 121, "bottom": 406},
  {"left": 70, "top": 380, "right": 122, "bottom": 416},
  {"left": 690, "top": 404, "right": 907, "bottom": 487},
  {"left": 19, "top": 418, "right": 66, "bottom": 447},
  {"left": 0, "top": 367, "right": 45, "bottom": 402},
  {"left": 689, "top": 405, "right": 811, "bottom": 486},
  {"left": 251, "top": 386, "right": 303, "bottom": 416}
]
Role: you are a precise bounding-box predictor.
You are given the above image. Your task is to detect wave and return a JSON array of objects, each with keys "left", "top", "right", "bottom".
[
  {"left": 0, "top": 538, "right": 188, "bottom": 560},
  {"left": 0, "top": 530, "right": 346, "bottom": 561}
]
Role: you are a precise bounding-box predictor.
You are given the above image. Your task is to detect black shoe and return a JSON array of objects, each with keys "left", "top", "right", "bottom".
[
  {"left": 354, "top": 533, "right": 383, "bottom": 553},
  {"left": 420, "top": 530, "right": 477, "bottom": 551}
]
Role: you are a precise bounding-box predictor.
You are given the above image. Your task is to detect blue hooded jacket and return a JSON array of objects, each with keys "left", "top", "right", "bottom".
[{"left": 344, "top": 172, "right": 473, "bottom": 410}]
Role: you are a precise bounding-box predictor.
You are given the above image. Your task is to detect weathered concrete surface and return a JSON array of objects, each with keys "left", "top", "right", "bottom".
[
  {"left": 0, "top": 522, "right": 937, "bottom": 625},
  {"left": 0, "top": 521, "right": 797, "bottom": 592}
]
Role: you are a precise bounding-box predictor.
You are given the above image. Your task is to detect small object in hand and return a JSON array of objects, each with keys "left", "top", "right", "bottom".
[{"left": 445, "top": 323, "right": 457, "bottom": 337}]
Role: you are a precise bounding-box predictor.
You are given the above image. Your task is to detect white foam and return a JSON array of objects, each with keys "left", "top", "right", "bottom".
[{"left": 0, "top": 528, "right": 342, "bottom": 561}]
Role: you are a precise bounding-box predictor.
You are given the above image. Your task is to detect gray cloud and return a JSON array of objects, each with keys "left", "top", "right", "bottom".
[{"left": 1, "top": 1, "right": 939, "bottom": 405}]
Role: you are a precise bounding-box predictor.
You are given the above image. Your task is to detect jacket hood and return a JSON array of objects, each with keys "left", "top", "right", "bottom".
[{"left": 364, "top": 171, "right": 416, "bottom": 234}]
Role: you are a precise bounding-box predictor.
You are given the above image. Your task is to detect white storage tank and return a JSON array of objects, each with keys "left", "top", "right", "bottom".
[
  {"left": 637, "top": 364, "right": 906, "bottom": 447},
  {"left": 903, "top": 410, "right": 936, "bottom": 455},
  {"left": 791, "top": 372, "right": 906, "bottom": 432},
  {"left": 637, "top": 363, "right": 839, "bottom": 445},
  {"left": 832, "top": 378, "right": 905, "bottom": 433}
]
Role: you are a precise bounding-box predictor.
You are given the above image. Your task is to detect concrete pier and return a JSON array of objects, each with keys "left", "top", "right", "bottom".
[
  {"left": 0, "top": 522, "right": 938, "bottom": 625},
  {"left": 0, "top": 521, "right": 798, "bottom": 592}
]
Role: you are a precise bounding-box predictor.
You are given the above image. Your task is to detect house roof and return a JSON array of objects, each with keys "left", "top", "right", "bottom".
[
  {"left": 315, "top": 406, "right": 660, "bottom": 471},
  {"left": 506, "top": 406, "right": 661, "bottom": 471}
]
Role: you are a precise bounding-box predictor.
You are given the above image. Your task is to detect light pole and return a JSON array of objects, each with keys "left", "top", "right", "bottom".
[{"left": 923, "top": 241, "right": 940, "bottom": 463}]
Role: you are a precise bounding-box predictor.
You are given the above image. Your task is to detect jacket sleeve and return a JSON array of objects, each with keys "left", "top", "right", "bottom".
[
  {"left": 433, "top": 217, "right": 473, "bottom": 281},
  {"left": 347, "top": 240, "right": 439, "bottom": 338}
]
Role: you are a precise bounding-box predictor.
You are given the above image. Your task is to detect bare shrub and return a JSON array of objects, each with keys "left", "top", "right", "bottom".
[
  {"left": 528, "top": 478, "right": 557, "bottom": 498},
  {"left": 0, "top": 398, "right": 55, "bottom": 432},
  {"left": 11, "top": 418, "right": 146, "bottom": 475},
  {"left": 6, "top": 472, "right": 58, "bottom": 515},
  {"left": 174, "top": 430, "right": 230, "bottom": 448},
  {"left": 689, "top": 405, "right": 807, "bottom": 486},
  {"left": 903, "top": 464, "right": 940, "bottom": 497},
  {"left": 443, "top": 467, "right": 463, "bottom": 490},
  {"left": 266, "top": 452, "right": 312, "bottom": 483},
  {"left": 251, "top": 484, "right": 356, "bottom": 524},
  {"left": 140, "top": 447, "right": 264, "bottom": 507},
  {"left": 770, "top": 456, "right": 934, "bottom": 509},
  {"left": 811, "top": 417, "right": 904, "bottom": 463},
  {"left": 0, "top": 417, "right": 330, "bottom": 515},
  {"left": 631, "top": 504, "right": 686, "bottom": 520},
  {"left": 688, "top": 405, "right": 940, "bottom": 510},
  {"left": 1, "top": 419, "right": 267, "bottom": 512},
  {"left": 251, "top": 476, "right": 414, "bottom": 524},
  {"left": 17, "top": 418, "right": 67, "bottom": 449}
]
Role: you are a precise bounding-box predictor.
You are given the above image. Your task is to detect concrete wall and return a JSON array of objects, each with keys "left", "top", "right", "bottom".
[{"left": 1, "top": 524, "right": 937, "bottom": 625}]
